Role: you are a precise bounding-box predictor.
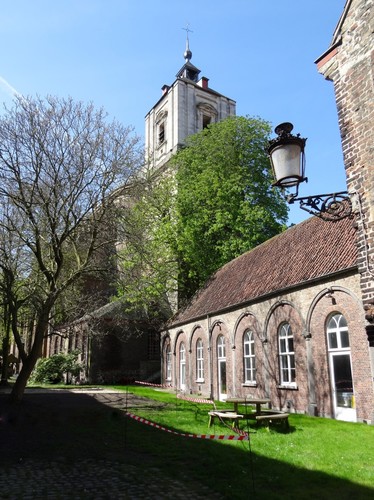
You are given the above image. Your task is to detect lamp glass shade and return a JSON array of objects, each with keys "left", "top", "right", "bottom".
[{"left": 270, "top": 142, "right": 303, "bottom": 188}]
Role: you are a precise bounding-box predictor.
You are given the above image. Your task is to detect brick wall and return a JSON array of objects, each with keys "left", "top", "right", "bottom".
[
  {"left": 310, "top": 289, "right": 373, "bottom": 422},
  {"left": 190, "top": 326, "right": 210, "bottom": 396},
  {"left": 210, "top": 322, "right": 234, "bottom": 400},
  {"left": 162, "top": 271, "right": 373, "bottom": 421},
  {"left": 317, "top": 0, "right": 374, "bottom": 311},
  {"left": 233, "top": 313, "right": 267, "bottom": 398}
]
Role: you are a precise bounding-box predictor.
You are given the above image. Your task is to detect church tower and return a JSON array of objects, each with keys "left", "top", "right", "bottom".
[{"left": 144, "top": 33, "right": 236, "bottom": 172}]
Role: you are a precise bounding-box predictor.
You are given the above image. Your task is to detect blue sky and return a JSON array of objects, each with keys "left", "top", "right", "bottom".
[{"left": 1, "top": 0, "right": 347, "bottom": 224}]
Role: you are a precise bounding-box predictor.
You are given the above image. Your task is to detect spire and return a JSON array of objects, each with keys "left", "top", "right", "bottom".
[
  {"left": 183, "top": 24, "right": 193, "bottom": 62},
  {"left": 176, "top": 24, "right": 200, "bottom": 82}
]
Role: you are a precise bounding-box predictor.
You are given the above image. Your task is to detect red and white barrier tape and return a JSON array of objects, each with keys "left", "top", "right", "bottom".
[
  {"left": 177, "top": 394, "right": 214, "bottom": 405},
  {"left": 135, "top": 381, "right": 172, "bottom": 388},
  {"left": 126, "top": 413, "right": 249, "bottom": 441}
]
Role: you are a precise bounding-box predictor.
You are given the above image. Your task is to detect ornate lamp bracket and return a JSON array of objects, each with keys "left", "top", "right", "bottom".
[{"left": 288, "top": 191, "right": 353, "bottom": 222}]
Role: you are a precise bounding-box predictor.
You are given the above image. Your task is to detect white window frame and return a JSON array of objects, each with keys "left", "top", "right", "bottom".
[
  {"left": 166, "top": 345, "right": 172, "bottom": 381},
  {"left": 278, "top": 323, "right": 296, "bottom": 387},
  {"left": 196, "top": 339, "right": 204, "bottom": 382},
  {"left": 327, "top": 313, "right": 349, "bottom": 350},
  {"left": 217, "top": 335, "right": 226, "bottom": 359},
  {"left": 243, "top": 330, "right": 256, "bottom": 384},
  {"left": 179, "top": 342, "right": 186, "bottom": 390}
]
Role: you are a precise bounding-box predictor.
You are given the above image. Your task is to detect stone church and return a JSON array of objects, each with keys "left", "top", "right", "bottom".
[
  {"left": 160, "top": 0, "right": 374, "bottom": 423},
  {"left": 45, "top": 32, "right": 237, "bottom": 384}
]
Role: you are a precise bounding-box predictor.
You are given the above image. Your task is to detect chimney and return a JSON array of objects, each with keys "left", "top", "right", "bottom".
[{"left": 200, "top": 77, "right": 209, "bottom": 89}]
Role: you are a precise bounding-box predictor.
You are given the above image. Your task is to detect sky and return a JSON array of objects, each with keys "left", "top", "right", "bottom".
[{"left": 1, "top": 0, "right": 347, "bottom": 224}]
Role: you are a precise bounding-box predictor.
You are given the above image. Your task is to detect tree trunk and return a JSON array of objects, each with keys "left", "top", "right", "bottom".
[
  {"left": 8, "top": 355, "right": 39, "bottom": 403},
  {"left": 9, "top": 318, "right": 48, "bottom": 403},
  {"left": 0, "top": 336, "right": 9, "bottom": 386},
  {"left": 0, "top": 305, "right": 11, "bottom": 386}
]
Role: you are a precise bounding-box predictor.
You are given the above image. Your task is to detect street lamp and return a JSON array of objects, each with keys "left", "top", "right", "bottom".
[{"left": 268, "top": 122, "right": 352, "bottom": 221}]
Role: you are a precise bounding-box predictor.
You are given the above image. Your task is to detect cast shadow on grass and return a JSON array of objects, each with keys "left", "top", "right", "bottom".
[{"left": 0, "top": 390, "right": 372, "bottom": 500}]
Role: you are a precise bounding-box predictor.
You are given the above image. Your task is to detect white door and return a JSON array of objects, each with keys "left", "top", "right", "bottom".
[
  {"left": 217, "top": 335, "right": 227, "bottom": 401},
  {"left": 327, "top": 314, "right": 356, "bottom": 422},
  {"left": 329, "top": 352, "right": 356, "bottom": 422}
]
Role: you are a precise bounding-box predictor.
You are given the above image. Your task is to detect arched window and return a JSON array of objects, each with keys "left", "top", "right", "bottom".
[
  {"left": 196, "top": 339, "right": 204, "bottom": 381},
  {"left": 158, "top": 122, "right": 165, "bottom": 145},
  {"left": 278, "top": 323, "right": 296, "bottom": 386},
  {"left": 217, "top": 335, "right": 226, "bottom": 359},
  {"left": 243, "top": 331, "right": 256, "bottom": 384},
  {"left": 179, "top": 342, "right": 186, "bottom": 390},
  {"left": 166, "top": 344, "right": 172, "bottom": 381},
  {"left": 217, "top": 335, "right": 227, "bottom": 399},
  {"left": 327, "top": 314, "right": 349, "bottom": 349}
]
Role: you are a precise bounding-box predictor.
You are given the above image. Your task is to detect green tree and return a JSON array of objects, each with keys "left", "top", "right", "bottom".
[
  {"left": 0, "top": 95, "right": 142, "bottom": 402},
  {"left": 173, "top": 116, "right": 288, "bottom": 299},
  {"left": 116, "top": 167, "right": 178, "bottom": 320},
  {"left": 116, "top": 116, "right": 288, "bottom": 310}
]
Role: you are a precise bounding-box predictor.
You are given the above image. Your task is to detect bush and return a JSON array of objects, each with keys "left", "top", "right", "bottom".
[{"left": 31, "top": 352, "right": 82, "bottom": 384}]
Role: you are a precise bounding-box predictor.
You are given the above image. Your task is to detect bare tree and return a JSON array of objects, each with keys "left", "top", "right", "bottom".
[{"left": 0, "top": 95, "right": 142, "bottom": 402}]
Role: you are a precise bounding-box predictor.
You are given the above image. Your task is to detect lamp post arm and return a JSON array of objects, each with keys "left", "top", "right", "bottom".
[{"left": 287, "top": 191, "right": 352, "bottom": 221}]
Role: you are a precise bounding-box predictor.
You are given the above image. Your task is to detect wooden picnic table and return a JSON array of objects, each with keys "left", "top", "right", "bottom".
[
  {"left": 225, "top": 397, "right": 271, "bottom": 415},
  {"left": 226, "top": 398, "right": 289, "bottom": 429}
]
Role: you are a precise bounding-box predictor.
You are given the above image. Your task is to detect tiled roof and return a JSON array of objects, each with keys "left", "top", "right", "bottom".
[{"left": 168, "top": 215, "right": 358, "bottom": 327}]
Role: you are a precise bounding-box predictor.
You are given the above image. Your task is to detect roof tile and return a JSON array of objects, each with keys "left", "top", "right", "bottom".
[{"left": 169, "top": 216, "right": 358, "bottom": 326}]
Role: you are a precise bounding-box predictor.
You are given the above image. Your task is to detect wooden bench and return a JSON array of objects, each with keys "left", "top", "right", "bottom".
[
  {"left": 208, "top": 411, "right": 243, "bottom": 428},
  {"left": 255, "top": 412, "right": 289, "bottom": 429}
]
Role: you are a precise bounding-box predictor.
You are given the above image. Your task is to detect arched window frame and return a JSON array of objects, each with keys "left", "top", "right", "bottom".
[
  {"left": 179, "top": 342, "right": 186, "bottom": 390},
  {"left": 166, "top": 344, "right": 172, "bottom": 381},
  {"left": 217, "top": 335, "right": 226, "bottom": 359},
  {"left": 196, "top": 338, "right": 204, "bottom": 382},
  {"left": 326, "top": 313, "right": 349, "bottom": 350},
  {"left": 243, "top": 330, "right": 256, "bottom": 384},
  {"left": 278, "top": 323, "right": 296, "bottom": 387}
]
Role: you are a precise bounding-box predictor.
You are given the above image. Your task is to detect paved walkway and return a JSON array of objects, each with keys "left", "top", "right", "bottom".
[
  {"left": 0, "top": 458, "right": 217, "bottom": 499},
  {"left": 0, "top": 388, "right": 222, "bottom": 499}
]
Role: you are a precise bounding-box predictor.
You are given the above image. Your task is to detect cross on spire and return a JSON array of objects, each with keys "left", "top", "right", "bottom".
[
  {"left": 182, "top": 24, "right": 193, "bottom": 62},
  {"left": 182, "top": 23, "right": 193, "bottom": 40}
]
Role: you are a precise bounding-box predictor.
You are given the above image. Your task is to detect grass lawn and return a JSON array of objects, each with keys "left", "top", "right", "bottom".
[
  {"left": 114, "top": 385, "right": 374, "bottom": 499},
  {"left": 6, "top": 383, "right": 373, "bottom": 499}
]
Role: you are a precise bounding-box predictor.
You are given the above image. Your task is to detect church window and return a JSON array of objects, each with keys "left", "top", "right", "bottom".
[
  {"left": 197, "top": 103, "right": 216, "bottom": 131},
  {"left": 158, "top": 122, "right": 165, "bottom": 145},
  {"left": 166, "top": 345, "right": 172, "bottom": 381},
  {"left": 196, "top": 339, "right": 204, "bottom": 381},
  {"left": 203, "top": 115, "right": 211, "bottom": 129},
  {"left": 327, "top": 314, "right": 349, "bottom": 349},
  {"left": 179, "top": 342, "right": 186, "bottom": 390},
  {"left": 243, "top": 330, "right": 256, "bottom": 383},
  {"left": 278, "top": 323, "right": 296, "bottom": 386}
]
